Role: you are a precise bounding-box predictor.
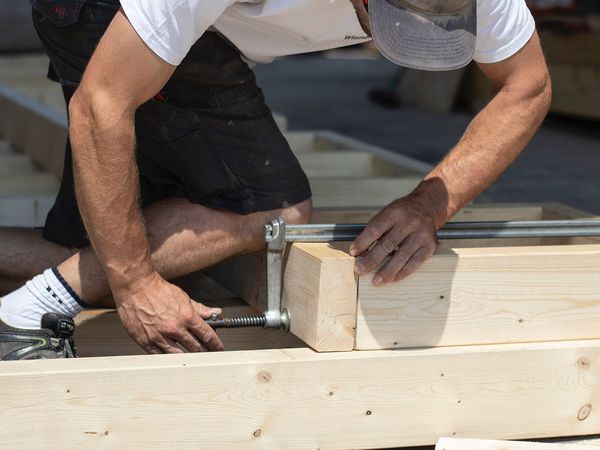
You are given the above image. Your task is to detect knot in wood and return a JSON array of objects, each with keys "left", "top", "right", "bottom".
[
  {"left": 578, "top": 404, "right": 592, "bottom": 421},
  {"left": 578, "top": 357, "right": 591, "bottom": 369},
  {"left": 253, "top": 429, "right": 262, "bottom": 438},
  {"left": 257, "top": 371, "right": 272, "bottom": 383}
]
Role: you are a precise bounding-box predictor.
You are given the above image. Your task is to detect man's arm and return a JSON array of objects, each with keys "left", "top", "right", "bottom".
[
  {"left": 351, "top": 31, "right": 552, "bottom": 285},
  {"left": 69, "top": 10, "right": 223, "bottom": 353}
]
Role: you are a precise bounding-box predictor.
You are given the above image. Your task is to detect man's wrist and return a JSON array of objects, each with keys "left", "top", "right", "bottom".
[
  {"left": 405, "top": 178, "right": 455, "bottom": 229},
  {"left": 105, "top": 260, "right": 156, "bottom": 298}
]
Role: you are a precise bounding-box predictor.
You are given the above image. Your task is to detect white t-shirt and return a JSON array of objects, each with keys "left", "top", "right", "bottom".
[{"left": 120, "top": 0, "right": 536, "bottom": 67}]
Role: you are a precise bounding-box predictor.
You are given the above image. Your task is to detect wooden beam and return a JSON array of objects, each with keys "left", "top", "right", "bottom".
[
  {"left": 284, "top": 130, "right": 432, "bottom": 175},
  {"left": 356, "top": 244, "right": 600, "bottom": 350},
  {"left": 0, "top": 340, "right": 599, "bottom": 448},
  {"left": 436, "top": 438, "right": 599, "bottom": 450},
  {"left": 310, "top": 177, "right": 421, "bottom": 208},
  {"left": 0, "top": 82, "right": 66, "bottom": 178},
  {"left": 296, "top": 151, "right": 377, "bottom": 178}
]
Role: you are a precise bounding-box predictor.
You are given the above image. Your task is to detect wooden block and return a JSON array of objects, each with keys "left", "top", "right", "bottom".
[
  {"left": 356, "top": 244, "right": 600, "bottom": 350},
  {"left": 282, "top": 243, "right": 357, "bottom": 352},
  {"left": 436, "top": 438, "right": 599, "bottom": 450},
  {"left": 0, "top": 340, "right": 599, "bottom": 448},
  {"left": 311, "top": 177, "right": 422, "bottom": 208}
]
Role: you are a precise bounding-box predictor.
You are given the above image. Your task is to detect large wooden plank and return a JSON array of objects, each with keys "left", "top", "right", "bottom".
[
  {"left": 436, "top": 438, "right": 598, "bottom": 450},
  {"left": 310, "top": 177, "right": 421, "bottom": 208},
  {"left": 356, "top": 244, "right": 600, "bottom": 350},
  {"left": 0, "top": 340, "right": 599, "bottom": 448}
]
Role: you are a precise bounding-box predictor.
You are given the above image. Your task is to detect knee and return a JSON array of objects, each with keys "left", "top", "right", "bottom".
[{"left": 281, "top": 198, "right": 313, "bottom": 225}]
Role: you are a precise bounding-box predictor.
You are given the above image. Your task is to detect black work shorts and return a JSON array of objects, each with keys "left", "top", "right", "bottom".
[{"left": 31, "top": 0, "right": 311, "bottom": 248}]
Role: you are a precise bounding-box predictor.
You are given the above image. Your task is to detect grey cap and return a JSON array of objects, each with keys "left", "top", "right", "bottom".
[{"left": 369, "top": 0, "right": 477, "bottom": 71}]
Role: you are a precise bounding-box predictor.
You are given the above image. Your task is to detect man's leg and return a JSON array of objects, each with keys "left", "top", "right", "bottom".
[
  {"left": 0, "top": 228, "right": 74, "bottom": 294},
  {"left": 62, "top": 197, "right": 311, "bottom": 306}
]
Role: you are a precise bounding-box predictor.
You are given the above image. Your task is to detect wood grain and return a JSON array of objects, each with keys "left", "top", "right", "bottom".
[
  {"left": 356, "top": 244, "right": 600, "bottom": 350},
  {"left": 282, "top": 243, "right": 357, "bottom": 351},
  {"left": 0, "top": 340, "right": 599, "bottom": 448},
  {"left": 436, "top": 438, "right": 599, "bottom": 450}
]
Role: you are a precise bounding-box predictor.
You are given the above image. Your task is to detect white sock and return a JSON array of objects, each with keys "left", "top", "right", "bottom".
[{"left": 0, "top": 268, "right": 84, "bottom": 329}]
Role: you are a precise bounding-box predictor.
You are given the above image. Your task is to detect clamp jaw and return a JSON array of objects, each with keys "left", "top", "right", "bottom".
[
  {"left": 206, "top": 217, "right": 291, "bottom": 332},
  {"left": 263, "top": 217, "right": 291, "bottom": 331}
]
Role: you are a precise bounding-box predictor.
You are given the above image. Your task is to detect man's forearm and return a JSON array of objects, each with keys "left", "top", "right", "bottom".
[
  {"left": 412, "top": 73, "right": 552, "bottom": 228},
  {"left": 69, "top": 94, "right": 153, "bottom": 292}
]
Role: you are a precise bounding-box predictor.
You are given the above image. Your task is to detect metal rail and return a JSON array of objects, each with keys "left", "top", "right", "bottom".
[{"left": 285, "top": 220, "right": 600, "bottom": 241}]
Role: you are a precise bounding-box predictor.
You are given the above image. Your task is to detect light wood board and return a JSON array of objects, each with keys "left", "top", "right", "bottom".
[
  {"left": 436, "top": 437, "right": 599, "bottom": 450},
  {"left": 0, "top": 340, "right": 599, "bottom": 449}
]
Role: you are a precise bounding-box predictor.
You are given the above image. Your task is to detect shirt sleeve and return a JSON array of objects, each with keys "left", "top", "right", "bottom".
[
  {"left": 473, "top": 0, "right": 536, "bottom": 64},
  {"left": 120, "top": 0, "right": 236, "bottom": 66}
]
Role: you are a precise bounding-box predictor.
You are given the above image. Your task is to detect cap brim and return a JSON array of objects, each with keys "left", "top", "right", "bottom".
[{"left": 370, "top": 0, "right": 477, "bottom": 71}]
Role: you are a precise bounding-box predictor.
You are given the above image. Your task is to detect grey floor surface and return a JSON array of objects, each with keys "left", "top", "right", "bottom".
[{"left": 255, "top": 54, "right": 600, "bottom": 214}]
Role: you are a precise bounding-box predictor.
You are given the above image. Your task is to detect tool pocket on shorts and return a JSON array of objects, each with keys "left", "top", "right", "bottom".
[
  {"left": 136, "top": 100, "right": 242, "bottom": 198},
  {"left": 31, "top": 0, "right": 85, "bottom": 27}
]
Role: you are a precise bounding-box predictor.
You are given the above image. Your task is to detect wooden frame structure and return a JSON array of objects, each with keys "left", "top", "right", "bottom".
[{"left": 2, "top": 80, "right": 600, "bottom": 448}]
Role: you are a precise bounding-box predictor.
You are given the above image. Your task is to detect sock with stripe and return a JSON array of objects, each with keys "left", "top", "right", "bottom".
[{"left": 0, "top": 268, "right": 85, "bottom": 329}]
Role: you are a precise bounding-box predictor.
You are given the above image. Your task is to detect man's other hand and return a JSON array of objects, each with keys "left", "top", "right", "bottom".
[
  {"left": 114, "top": 272, "right": 224, "bottom": 354},
  {"left": 349, "top": 197, "right": 438, "bottom": 286}
]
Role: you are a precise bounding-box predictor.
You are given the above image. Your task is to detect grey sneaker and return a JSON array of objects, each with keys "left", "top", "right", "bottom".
[{"left": 0, "top": 313, "right": 77, "bottom": 360}]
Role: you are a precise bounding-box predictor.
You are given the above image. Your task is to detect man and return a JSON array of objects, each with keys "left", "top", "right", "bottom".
[{"left": 0, "top": 0, "right": 551, "bottom": 359}]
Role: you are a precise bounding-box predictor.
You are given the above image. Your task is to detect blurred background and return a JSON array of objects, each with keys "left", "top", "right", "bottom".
[{"left": 1, "top": 0, "right": 599, "bottom": 212}]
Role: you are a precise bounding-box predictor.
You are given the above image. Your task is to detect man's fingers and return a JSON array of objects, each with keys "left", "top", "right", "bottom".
[
  {"left": 191, "top": 301, "right": 222, "bottom": 319},
  {"left": 188, "top": 319, "right": 225, "bottom": 352},
  {"left": 172, "top": 330, "right": 206, "bottom": 353},
  {"left": 355, "top": 226, "right": 410, "bottom": 276},
  {"left": 393, "top": 247, "right": 434, "bottom": 282},
  {"left": 373, "top": 236, "right": 424, "bottom": 285},
  {"left": 349, "top": 215, "right": 393, "bottom": 257},
  {"left": 153, "top": 336, "right": 184, "bottom": 354}
]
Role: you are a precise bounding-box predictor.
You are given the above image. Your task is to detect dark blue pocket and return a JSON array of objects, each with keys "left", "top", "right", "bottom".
[{"left": 31, "top": 0, "right": 85, "bottom": 27}]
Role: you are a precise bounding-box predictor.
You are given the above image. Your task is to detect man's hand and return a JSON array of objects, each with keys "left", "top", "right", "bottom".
[
  {"left": 350, "top": 196, "right": 438, "bottom": 286},
  {"left": 115, "top": 272, "right": 224, "bottom": 353}
]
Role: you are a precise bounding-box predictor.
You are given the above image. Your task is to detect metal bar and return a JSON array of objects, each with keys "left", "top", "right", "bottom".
[{"left": 285, "top": 220, "right": 600, "bottom": 242}]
